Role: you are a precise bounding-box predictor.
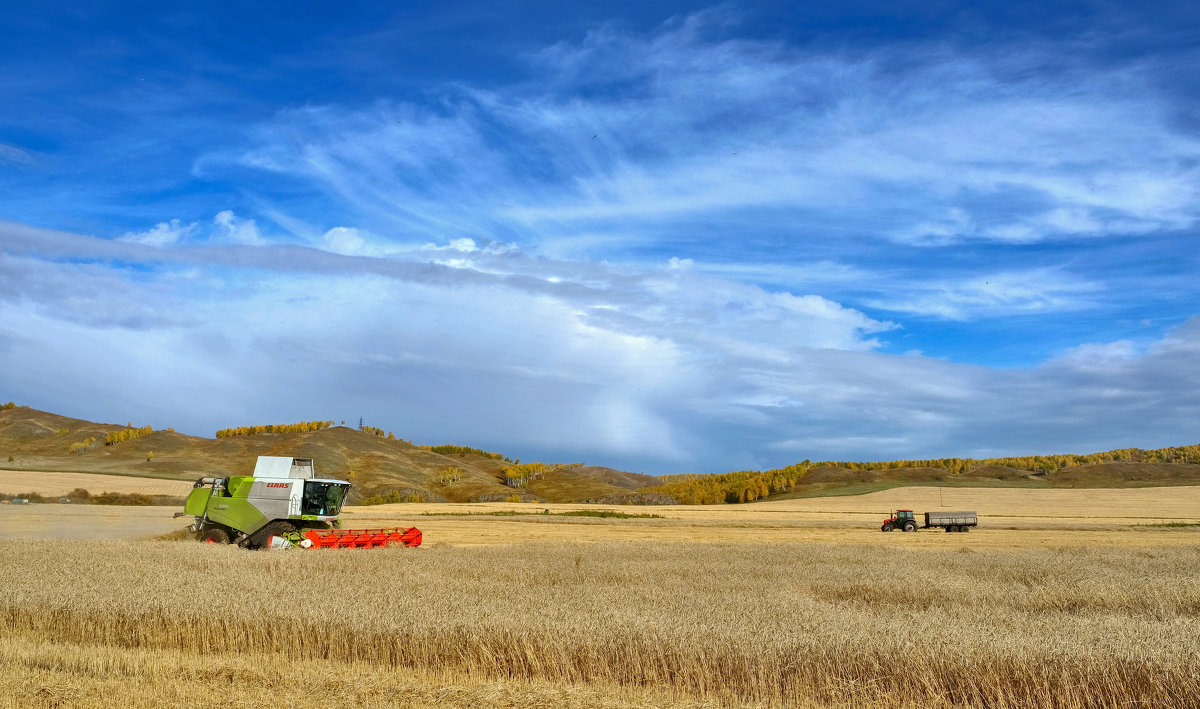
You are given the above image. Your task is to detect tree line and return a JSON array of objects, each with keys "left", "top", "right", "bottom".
[
  {"left": 422, "top": 444, "right": 512, "bottom": 462},
  {"left": 105, "top": 425, "right": 153, "bottom": 446},
  {"left": 215, "top": 421, "right": 332, "bottom": 438},
  {"left": 501, "top": 462, "right": 584, "bottom": 488},
  {"left": 503, "top": 462, "right": 549, "bottom": 487},
  {"left": 647, "top": 444, "right": 1200, "bottom": 504},
  {"left": 647, "top": 464, "right": 807, "bottom": 504},
  {"left": 68, "top": 436, "right": 98, "bottom": 454},
  {"left": 794, "top": 444, "right": 1200, "bottom": 475}
]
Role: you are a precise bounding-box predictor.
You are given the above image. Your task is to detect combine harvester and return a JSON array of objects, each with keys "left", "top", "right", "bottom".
[{"left": 177, "top": 456, "right": 421, "bottom": 549}]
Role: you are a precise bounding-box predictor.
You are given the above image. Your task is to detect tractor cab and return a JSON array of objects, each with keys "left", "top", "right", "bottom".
[{"left": 881, "top": 509, "right": 917, "bottom": 532}]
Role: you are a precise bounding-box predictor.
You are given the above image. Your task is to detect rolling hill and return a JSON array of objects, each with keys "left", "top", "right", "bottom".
[
  {"left": 2, "top": 405, "right": 1198, "bottom": 504},
  {"left": 0, "top": 406, "right": 655, "bottom": 503}
]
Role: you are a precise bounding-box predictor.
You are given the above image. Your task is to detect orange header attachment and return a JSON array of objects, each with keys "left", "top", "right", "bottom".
[{"left": 301, "top": 527, "right": 422, "bottom": 549}]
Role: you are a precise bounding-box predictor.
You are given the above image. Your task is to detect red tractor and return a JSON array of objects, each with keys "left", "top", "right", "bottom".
[{"left": 881, "top": 509, "right": 918, "bottom": 532}]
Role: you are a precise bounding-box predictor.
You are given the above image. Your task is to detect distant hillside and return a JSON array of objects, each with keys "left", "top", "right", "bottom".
[
  {"left": 2, "top": 404, "right": 1198, "bottom": 504},
  {"left": 0, "top": 406, "right": 658, "bottom": 503},
  {"left": 642, "top": 447, "right": 1200, "bottom": 503}
]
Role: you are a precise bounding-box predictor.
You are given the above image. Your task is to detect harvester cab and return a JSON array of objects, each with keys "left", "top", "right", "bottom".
[
  {"left": 881, "top": 509, "right": 917, "bottom": 532},
  {"left": 180, "top": 456, "right": 421, "bottom": 550}
]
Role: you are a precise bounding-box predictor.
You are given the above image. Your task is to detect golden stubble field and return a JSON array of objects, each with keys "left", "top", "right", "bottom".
[
  {"left": 1, "top": 484, "right": 1199, "bottom": 708},
  {"left": 0, "top": 469, "right": 194, "bottom": 496}
]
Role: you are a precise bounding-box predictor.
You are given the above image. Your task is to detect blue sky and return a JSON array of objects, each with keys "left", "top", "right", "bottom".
[{"left": 2, "top": 2, "right": 1198, "bottom": 474}]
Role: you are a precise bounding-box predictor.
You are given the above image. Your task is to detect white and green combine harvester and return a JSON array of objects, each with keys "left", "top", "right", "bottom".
[{"left": 180, "top": 456, "right": 421, "bottom": 550}]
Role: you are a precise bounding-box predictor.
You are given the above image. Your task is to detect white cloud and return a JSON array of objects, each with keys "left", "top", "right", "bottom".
[
  {"left": 213, "top": 210, "right": 263, "bottom": 245},
  {"left": 118, "top": 212, "right": 280, "bottom": 248},
  {"left": 0, "top": 218, "right": 898, "bottom": 470},
  {"left": 1050, "top": 340, "right": 1140, "bottom": 372},
  {"left": 119, "top": 219, "right": 199, "bottom": 247},
  {"left": 321, "top": 226, "right": 370, "bottom": 255}
]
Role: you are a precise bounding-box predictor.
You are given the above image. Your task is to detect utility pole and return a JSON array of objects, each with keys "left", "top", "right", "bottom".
[{"left": 358, "top": 416, "right": 363, "bottom": 430}]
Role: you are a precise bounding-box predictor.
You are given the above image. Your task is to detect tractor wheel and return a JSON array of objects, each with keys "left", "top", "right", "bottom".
[
  {"left": 903, "top": 521, "right": 917, "bottom": 532},
  {"left": 881, "top": 523, "right": 894, "bottom": 532},
  {"left": 255, "top": 521, "right": 298, "bottom": 549},
  {"left": 197, "top": 527, "right": 230, "bottom": 544}
]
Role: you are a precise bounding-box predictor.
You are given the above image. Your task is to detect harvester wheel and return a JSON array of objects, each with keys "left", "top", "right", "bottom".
[
  {"left": 881, "top": 523, "right": 894, "bottom": 532},
  {"left": 198, "top": 528, "right": 230, "bottom": 544},
  {"left": 255, "top": 521, "right": 298, "bottom": 549},
  {"left": 903, "top": 521, "right": 917, "bottom": 532}
]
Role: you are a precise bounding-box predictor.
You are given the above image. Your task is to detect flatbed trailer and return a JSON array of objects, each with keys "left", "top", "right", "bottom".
[{"left": 923, "top": 510, "right": 977, "bottom": 533}]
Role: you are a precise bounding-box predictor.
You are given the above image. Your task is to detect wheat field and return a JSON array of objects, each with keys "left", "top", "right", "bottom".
[{"left": 2, "top": 531, "right": 1198, "bottom": 708}]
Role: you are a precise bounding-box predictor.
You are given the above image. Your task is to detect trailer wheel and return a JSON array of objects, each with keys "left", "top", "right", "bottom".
[
  {"left": 944, "top": 526, "right": 952, "bottom": 533},
  {"left": 881, "top": 523, "right": 894, "bottom": 532},
  {"left": 903, "top": 521, "right": 917, "bottom": 532},
  {"left": 962, "top": 525, "right": 970, "bottom": 533},
  {"left": 197, "top": 528, "right": 230, "bottom": 544}
]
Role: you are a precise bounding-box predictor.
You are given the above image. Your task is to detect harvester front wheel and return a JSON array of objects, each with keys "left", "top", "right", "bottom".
[
  {"left": 198, "top": 528, "right": 230, "bottom": 544},
  {"left": 256, "top": 521, "right": 298, "bottom": 549}
]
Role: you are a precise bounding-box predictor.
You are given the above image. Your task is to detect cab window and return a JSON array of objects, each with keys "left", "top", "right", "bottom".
[{"left": 301, "top": 482, "right": 347, "bottom": 516}]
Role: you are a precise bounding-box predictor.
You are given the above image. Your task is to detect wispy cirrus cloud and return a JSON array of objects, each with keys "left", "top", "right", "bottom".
[
  {"left": 868, "top": 268, "right": 1102, "bottom": 321},
  {"left": 218, "top": 16, "right": 1200, "bottom": 258},
  {"left": 0, "top": 142, "right": 36, "bottom": 166}
]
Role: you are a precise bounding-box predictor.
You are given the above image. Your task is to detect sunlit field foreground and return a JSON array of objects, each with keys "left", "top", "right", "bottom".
[{"left": 2, "top": 536, "right": 1198, "bottom": 708}]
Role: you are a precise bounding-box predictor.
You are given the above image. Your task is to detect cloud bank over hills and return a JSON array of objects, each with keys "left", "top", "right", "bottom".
[{"left": 3, "top": 217, "right": 1197, "bottom": 473}]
